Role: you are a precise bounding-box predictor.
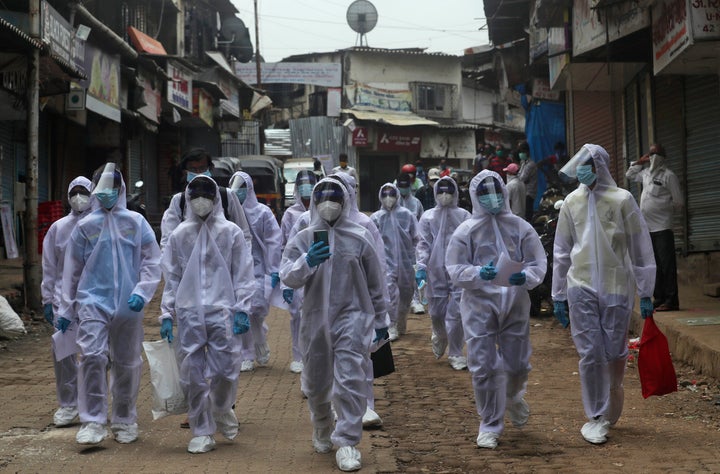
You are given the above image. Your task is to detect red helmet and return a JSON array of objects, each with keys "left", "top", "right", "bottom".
[{"left": 401, "top": 164, "right": 416, "bottom": 174}]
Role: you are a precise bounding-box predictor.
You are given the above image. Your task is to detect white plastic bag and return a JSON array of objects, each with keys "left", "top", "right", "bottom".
[
  {"left": 142, "top": 340, "right": 187, "bottom": 420},
  {"left": 0, "top": 295, "right": 25, "bottom": 338}
]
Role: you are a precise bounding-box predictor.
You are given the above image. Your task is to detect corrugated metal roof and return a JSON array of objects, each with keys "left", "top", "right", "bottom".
[
  {"left": 342, "top": 108, "right": 439, "bottom": 126},
  {"left": 264, "top": 128, "right": 293, "bottom": 157},
  {"left": 284, "top": 46, "right": 457, "bottom": 60}
]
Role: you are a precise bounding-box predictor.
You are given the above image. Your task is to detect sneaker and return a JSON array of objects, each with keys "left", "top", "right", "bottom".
[
  {"left": 336, "top": 445, "right": 362, "bottom": 471},
  {"left": 240, "top": 360, "right": 254, "bottom": 372},
  {"left": 411, "top": 301, "right": 425, "bottom": 314},
  {"left": 111, "top": 423, "right": 138, "bottom": 444},
  {"left": 214, "top": 410, "right": 239, "bottom": 440},
  {"left": 76, "top": 422, "right": 108, "bottom": 445},
  {"left": 188, "top": 435, "right": 216, "bottom": 454},
  {"left": 448, "top": 356, "right": 468, "bottom": 371},
  {"left": 53, "top": 406, "right": 78, "bottom": 427},
  {"left": 312, "top": 425, "right": 333, "bottom": 453},
  {"left": 289, "top": 360, "right": 304, "bottom": 373},
  {"left": 581, "top": 417, "right": 610, "bottom": 444},
  {"left": 255, "top": 342, "right": 270, "bottom": 366},
  {"left": 507, "top": 398, "right": 530, "bottom": 427},
  {"left": 431, "top": 332, "right": 447, "bottom": 359},
  {"left": 388, "top": 325, "right": 399, "bottom": 342},
  {"left": 362, "top": 407, "right": 383, "bottom": 428},
  {"left": 476, "top": 431, "right": 499, "bottom": 449}
]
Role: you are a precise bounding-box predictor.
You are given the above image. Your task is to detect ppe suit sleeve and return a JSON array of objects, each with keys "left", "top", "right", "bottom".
[
  {"left": 622, "top": 201, "right": 657, "bottom": 299},
  {"left": 361, "top": 235, "right": 389, "bottom": 328},
  {"left": 280, "top": 212, "right": 294, "bottom": 251},
  {"left": 227, "top": 190, "right": 253, "bottom": 249},
  {"left": 59, "top": 226, "right": 87, "bottom": 322},
  {"left": 132, "top": 219, "right": 162, "bottom": 305},
  {"left": 231, "top": 228, "right": 256, "bottom": 315},
  {"left": 160, "top": 193, "right": 182, "bottom": 249},
  {"left": 518, "top": 221, "right": 548, "bottom": 289},
  {"left": 261, "top": 210, "right": 283, "bottom": 274},
  {"left": 279, "top": 230, "right": 316, "bottom": 289},
  {"left": 415, "top": 214, "right": 432, "bottom": 270},
  {"left": 159, "top": 235, "right": 181, "bottom": 322},
  {"left": 551, "top": 203, "right": 574, "bottom": 301},
  {"left": 41, "top": 222, "right": 59, "bottom": 306},
  {"left": 445, "top": 222, "right": 486, "bottom": 290}
]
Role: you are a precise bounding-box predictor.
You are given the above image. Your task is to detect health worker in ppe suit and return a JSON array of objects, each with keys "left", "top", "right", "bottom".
[
  {"left": 280, "top": 178, "right": 388, "bottom": 472},
  {"left": 552, "top": 144, "right": 656, "bottom": 445},
  {"left": 415, "top": 176, "right": 471, "bottom": 370},
  {"left": 160, "top": 176, "right": 255, "bottom": 454},
  {"left": 160, "top": 148, "right": 251, "bottom": 250},
  {"left": 280, "top": 170, "right": 318, "bottom": 374},
  {"left": 446, "top": 170, "right": 546, "bottom": 449},
  {"left": 229, "top": 171, "right": 282, "bottom": 372},
  {"left": 371, "top": 183, "right": 419, "bottom": 342},
  {"left": 59, "top": 163, "right": 161, "bottom": 446},
  {"left": 41, "top": 176, "right": 94, "bottom": 427}
]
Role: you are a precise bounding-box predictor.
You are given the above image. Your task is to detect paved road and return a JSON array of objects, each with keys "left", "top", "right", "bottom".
[{"left": 0, "top": 294, "right": 718, "bottom": 473}]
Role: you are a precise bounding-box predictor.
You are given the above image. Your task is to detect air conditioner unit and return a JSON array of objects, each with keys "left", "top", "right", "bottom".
[{"left": 66, "top": 88, "right": 86, "bottom": 111}]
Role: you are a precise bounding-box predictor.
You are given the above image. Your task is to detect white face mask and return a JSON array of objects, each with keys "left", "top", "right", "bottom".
[
  {"left": 69, "top": 194, "right": 91, "bottom": 213},
  {"left": 649, "top": 153, "right": 665, "bottom": 173},
  {"left": 436, "top": 193, "right": 453, "bottom": 207},
  {"left": 317, "top": 201, "right": 342, "bottom": 222},
  {"left": 381, "top": 196, "right": 397, "bottom": 209},
  {"left": 190, "top": 197, "right": 214, "bottom": 217}
]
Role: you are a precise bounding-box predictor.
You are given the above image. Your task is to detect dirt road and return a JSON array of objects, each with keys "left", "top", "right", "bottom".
[{"left": 0, "top": 299, "right": 718, "bottom": 473}]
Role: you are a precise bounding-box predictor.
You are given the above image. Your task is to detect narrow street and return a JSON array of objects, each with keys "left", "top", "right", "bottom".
[{"left": 0, "top": 290, "right": 718, "bottom": 473}]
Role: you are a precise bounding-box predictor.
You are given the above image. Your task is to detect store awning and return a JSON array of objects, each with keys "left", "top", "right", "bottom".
[
  {"left": 0, "top": 17, "right": 41, "bottom": 52},
  {"left": 341, "top": 108, "right": 439, "bottom": 127}
]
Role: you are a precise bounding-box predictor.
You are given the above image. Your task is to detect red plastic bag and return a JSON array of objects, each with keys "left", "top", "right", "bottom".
[{"left": 638, "top": 316, "right": 678, "bottom": 398}]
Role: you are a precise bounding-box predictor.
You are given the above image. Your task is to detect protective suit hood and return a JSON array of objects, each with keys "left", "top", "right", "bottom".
[
  {"left": 434, "top": 176, "right": 459, "bottom": 208},
  {"left": 67, "top": 176, "right": 94, "bottom": 215},
  {"left": 184, "top": 176, "right": 224, "bottom": 222},
  {"left": 469, "top": 170, "right": 510, "bottom": 218},
  {"left": 310, "top": 177, "right": 352, "bottom": 228},
  {"left": 560, "top": 144, "right": 616, "bottom": 190},
  {"left": 230, "top": 171, "right": 259, "bottom": 207},
  {"left": 91, "top": 166, "right": 127, "bottom": 212},
  {"left": 377, "top": 182, "right": 400, "bottom": 210},
  {"left": 329, "top": 171, "right": 358, "bottom": 212}
]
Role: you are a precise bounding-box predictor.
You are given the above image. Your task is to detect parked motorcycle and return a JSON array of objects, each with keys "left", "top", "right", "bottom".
[
  {"left": 127, "top": 180, "right": 146, "bottom": 217},
  {"left": 529, "top": 186, "right": 565, "bottom": 318}
]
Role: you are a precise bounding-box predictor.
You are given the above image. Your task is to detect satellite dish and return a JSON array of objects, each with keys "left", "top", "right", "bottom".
[
  {"left": 220, "top": 17, "right": 254, "bottom": 63},
  {"left": 346, "top": 0, "right": 378, "bottom": 46}
]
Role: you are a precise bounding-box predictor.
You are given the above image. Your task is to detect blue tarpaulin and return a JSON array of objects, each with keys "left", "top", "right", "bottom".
[{"left": 524, "top": 99, "right": 565, "bottom": 210}]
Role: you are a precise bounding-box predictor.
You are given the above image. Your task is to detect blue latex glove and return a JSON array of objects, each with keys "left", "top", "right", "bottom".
[
  {"left": 509, "top": 272, "right": 526, "bottom": 286},
  {"left": 43, "top": 303, "right": 54, "bottom": 325},
  {"left": 640, "top": 297, "right": 654, "bottom": 319},
  {"left": 305, "top": 241, "right": 331, "bottom": 268},
  {"left": 373, "top": 327, "right": 389, "bottom": 343},
  {"left": 553, "top": 300, "right": 569, "bottom": 328},
  {"left": 282, "top": 288, "right": 294, "bottom": 304},
  {"left": 271, "top": 272, "right": 280, "bottom": 289},
  {"left": 233, "top": 312, "right": 250, "bottom": 335},
  {"left": 56, "top": 317, "right": 71, "bottom": 334},
  {"left": 415, "top": 269, "right": 427, "bottom": 288},
  {"left": 128, "top": 294, "right": 145, "bottom": 312},
  {"left": 161, "top": 319, "right": 173, "bottom": 343},
  {"left": 479, "top": 261, "right": 497, "bottom": 281}
]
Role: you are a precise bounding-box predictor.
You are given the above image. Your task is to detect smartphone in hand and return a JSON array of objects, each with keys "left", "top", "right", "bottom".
[{"left": 313, "top": 230, "right": 328, "bottom": 246}]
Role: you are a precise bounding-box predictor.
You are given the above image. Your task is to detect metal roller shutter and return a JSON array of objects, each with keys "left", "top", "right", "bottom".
[
  {"left": 0, "top": 122, "right": 14, "bottom": 205},
  {"left": 572, "top": 91, "right": 618, "bottom": 179},
  {"left": 684, "top": 75, "right": 720, "bottom": 252},
  {"left": 653, "top": 75, "right": 686, "bottom": 252},
  {"left": 624, "top": 82, "right": 640, "bottom": 198}
]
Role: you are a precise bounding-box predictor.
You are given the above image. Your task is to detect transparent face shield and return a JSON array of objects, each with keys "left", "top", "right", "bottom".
[
  {"left": 229, "top": 175, "right": 248, "bottom": 192},
  {"left": 91, "top": 163, "right": 122, "bottom": 195},
  {"left": 187, "top": 176, "right": 216, "bottom": 201},
  {"left": 559, "top": 145, "right": 594, "bottom": 182},
  {"left": 476, "top": 176, "right": 504, "bottom": 212}
]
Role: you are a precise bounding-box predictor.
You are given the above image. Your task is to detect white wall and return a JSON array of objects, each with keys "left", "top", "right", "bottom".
[{"left": 461, "top": 86, "right": 495, "bottom": 125}]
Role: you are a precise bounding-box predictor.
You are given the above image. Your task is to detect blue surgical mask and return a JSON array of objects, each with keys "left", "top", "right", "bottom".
[
  {"left": 298, "top": 184, "right": 313, "bottom": 199},
  {"left": 576, "top": 164, "right": 597, "bottom": 186},
  {"left": 478, "top": 193, "right": 503, "bottom": 214},
  {"left": 398, "top": 187, "right": 410, "bottom": 197},
  {"left": 96, "top": 189, "right": 119, "bottom": 209},
  {"left": 235, "top": 188, "right": 248, "bottom": 204},
  {"left": 187, "top": 170, "right": 212, "bottom": 182},
  {"left": 519, "top": 152, "right": 528, "bottom": 161}
]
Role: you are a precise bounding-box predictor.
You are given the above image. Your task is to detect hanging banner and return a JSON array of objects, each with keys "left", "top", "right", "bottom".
[
  {"left": 234, "top": 62, "right": 341, "bottom": 87},
  {"left": 193, "top": 88, "right": 214, "bottom": 127},
  {"left": 81, "top": 43, "right": 121, "bottom": 122},
  {"left": 349, "top": 83, "right": 412, "bottom": 112},
  {"left": 167, "top": 61, "right": 193, "bottom": 112},
  {"left": 377, "top": 128, "right": 421, "bottom": 152},
  {"left": 352, "top": 127, "right": 369, "bottom": 147},
  {"left": 652, "top": 0, "right": 692, "bottom": 74}
]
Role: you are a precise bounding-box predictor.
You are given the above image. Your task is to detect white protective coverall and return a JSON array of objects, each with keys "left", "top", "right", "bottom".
[
  {"left": 370, "top": 183, "right": 419, "bottom": 335},
  {"left": 399, "top": 192, "right": 424, "bottom": 221},
  {"left": 552, "top": 144, "right": 656, "bottom": 425},
  {"left": 230, "top": 171, "right": 282, "bottom": 365},
  {"left": 41, "top": 176, "right": 93, "bottom": 409},
  {"left": 160, "top": 183, "right": 251, "bottom": 249},
  {"left": 446, "top": 170, "right": 546, "bottom": 435},
  {"left": 280, "top": 178, "right": 387, "bottom": 448},
  {"left": 416, "top": 176, "right": 471, "bottom": 359},
  {"left": 160, "top": 177, "right": 255, "bottom": 437},
  {"left": 505, "top": 174, "right": 526, "bottom": 218},
  {"left": 61, "top": 173, "right": 161, "bottom": 427}
]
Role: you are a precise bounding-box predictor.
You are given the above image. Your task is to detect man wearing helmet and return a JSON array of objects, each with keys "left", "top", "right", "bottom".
[{"left": 400, "top": 164, "right": 423, "bottom": 193}]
